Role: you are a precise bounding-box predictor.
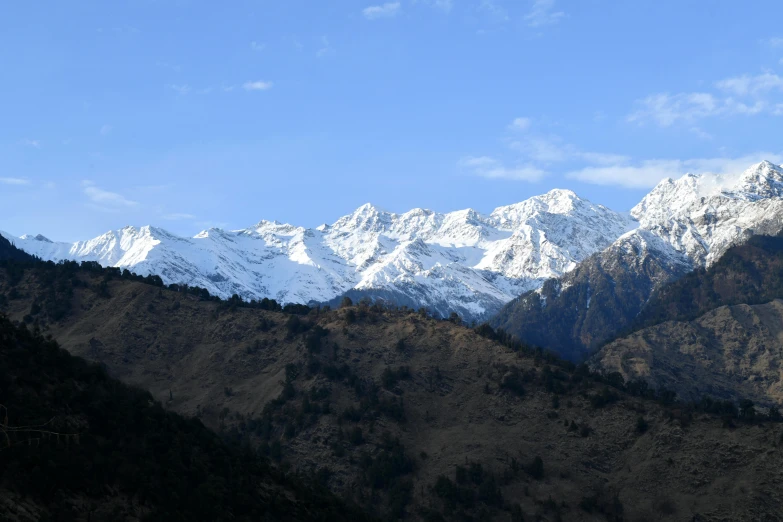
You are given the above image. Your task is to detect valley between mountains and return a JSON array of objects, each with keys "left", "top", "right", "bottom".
[
  {"left": 2, "top": 254, "right": 783, "bottom": 521},
  {"left": 5, "top": 161, "right": 783, "bottom": 520}
]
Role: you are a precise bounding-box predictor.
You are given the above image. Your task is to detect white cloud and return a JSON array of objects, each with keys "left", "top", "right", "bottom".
[
  {"left": 97, "top": 26, "right": 139, "bottom": 35},
  {"left": 250, "top": 41, "right": 266, "bottom": 52},
  {"left": 566, "top": 153, "right": 783, "bottom": 189},
  {"left": 435, "top": 0, "right": 453, "bottom": 12},
  {"left": 100, "top": 124, "right": 113, "bottom": 136},
  {"left": 578, "top": 152, "right": 631, "bottom": 165},
  {"left": 508, "top": 117, "right": 531, "bottom": 131},
  {"left": 689, "top": 126, "right": 713, "bottom": 140},
  {"left": 156, "top": 61, "right": 182, "bottom": 72},
  {"left": 163, "top": 213, "right": 196, "bottom": 221},
  {"left": 768, "top": 37, "right": 783, "bottom": 48},
  {"left": 82, "top": 180, "right": 138, "bottom": 209},
  {"left": 363, "top": 2, "right": 401, "bottom": 20},
  {"left": 566, "top": 160, "right": 684, "bottom": 189},
  {"left": 628, "top": 91, "right": 771, "bottom": 126},
  {"left": 525, "top": 0, "right": 564, "bottom": 27},
  {"left": 196, "top": 220, "right": 229, "bottom": 230},
  {"left": 627, "top": 92, "right": 720, "bottom": 126},
  {"left": 427, "top": 0, "right": 453, "bottom": 12},
  {"left": 509, "top": 136, "right": 573, "bottom": 163},
  {"left": 0, "top": 177, "right": 30, "bottom": 186},
  {"left": 167, "top": 84, "right": 191, "bottom": 95},
  {"left": 716, "top": 72, "right": 783, "bottom": 97},
  {"left": 20, "top": 139, "right": 41, "bottom": 148},
  {"left": 629, "top": 72, "right": 783, "bottom": 127},
  {"left": 479, "top": 0, "right": 509, "bottom": 21},
  {"left": 243, "top": 80, "right": 273, "bottom": 91},
  {"left": 459, "top": 156, "right": 546, "bottom": 182},
  {"left": 316, "top": 36, "right": 334, "bottom": 58}
]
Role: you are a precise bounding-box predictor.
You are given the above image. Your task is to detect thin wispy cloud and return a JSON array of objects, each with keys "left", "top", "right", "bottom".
[
  {"left": 100, "top": 124, "right": 113, "bottom": 136},
  {"left": 316, "top": 36, "right": 334, "bottom": 58},
  {"left": 363, "top": 2, "right": 401, "bottom": 20},
  {"left": 510, "top": 136, "right": 573, "bottom": 163},
  {"left": 163, "top": 213, "right": 196, "bottom": 221},
  {"left": 460, "top": 117, "right": 760, "bottom": 190},
  {"left": 82, "top": 180, "right": 138, "bottom": 210},
  {"left": 629, "top": 71, "right": 783, "bottom": 127},
  {"left": 167, "top": 84, "right": 192, "bottom": 95},
  {"left": 716, "top": 72, "right": 783, "bottom": 97},
  {"left": 524, "top": 0, "right": 565, "bottom": 27},
  {"left": 0, "top": 177, "right": 30, "bottom": 186},
  {"left": 767, "top": 37, "right": 783, "bottom": 48},
  {"left": 97, "top": 26, "right": 139, "bottom": 35},
  {"left": 196, "top": 220, "right": 229, "bottom": 230},
  {"left": 628, "top": 92, "right": 766, "bottom": 126},
  {"left": 508, "top": 117, "right": 532, "bottom": 131},
  {"left": 250, "top": 41, "right": 266, "bottom": 52},
  {"left": 243, "top": 80, "right": 273, "bottom": 91},
  {"left": 459, "top": 156, "right": 546, "bottom": 182},
  {"left": 20, "top": 139, "right": 41, "bottom": 148},
  {"left": 479, "top": 0, "right": 509, "bottom": 22},
  {"left": 166, "top": 82, "right": 272, "bottom": 94},
  {"left": 566, "top": 153, "right": 783, "bottom": 189},
  {"left": 416, "top": 0, "right": 452, "bottom": 13},
  {"left": 434, "top": 0, "right": 453, "bottom": 12},
  {"left": 156, "top": 61, "right": 182, "bottom": 72}
]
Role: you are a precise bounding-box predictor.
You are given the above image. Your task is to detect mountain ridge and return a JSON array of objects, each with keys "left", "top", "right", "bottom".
[
  {"left": 493, "top": 160, "right": 783, "bottom": 360},
  {"left": 2, "top": 189, "right": 634, "bottom": 321}
]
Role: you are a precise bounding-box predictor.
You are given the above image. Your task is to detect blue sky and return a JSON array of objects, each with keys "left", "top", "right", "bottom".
[{"left": 3, "top": 0, "right": 783, "bottom": 240}]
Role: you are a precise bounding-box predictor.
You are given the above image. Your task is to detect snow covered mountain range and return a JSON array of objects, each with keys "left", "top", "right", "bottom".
[
  {"left": 1, "top": 189, "right": 633, "bottom": 319},
  {"left": 492, "top": 160, "right": 783, "bottom": 358},
  {"left": 4, "top": 160, "right": 783, "bottom": 322}
]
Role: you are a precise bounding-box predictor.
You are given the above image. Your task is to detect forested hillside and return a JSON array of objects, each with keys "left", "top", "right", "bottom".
[
  {"left": 627, "top": 233, "right": 783, "bottom": 332},
  {"left": 0, "top": 314, "right": 372, "bottom": 522},
  {"left": 2, "top": 250, "right": 783, "bottom": 520}
]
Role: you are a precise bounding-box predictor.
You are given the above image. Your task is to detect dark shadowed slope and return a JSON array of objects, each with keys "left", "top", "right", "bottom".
[
  {"left": 628, "top": 233, "right": 783, "bottom": 331},
  {"left": 492, "top": 230, "right": 691, "bottom": 362},
  {"left": 3, "top": 254, "right": 783, "bottom": 520},
  {"left": 0, "top": 314, "right": 372, "bottom": 522},
  {"left": 592, "top": 233, "right": 783, "bottom": 407}
]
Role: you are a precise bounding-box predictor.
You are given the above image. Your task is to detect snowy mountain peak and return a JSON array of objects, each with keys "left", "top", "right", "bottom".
[
  {"left": 537, "top": 188, "right": 581, "bottom": 210},
  {"left": 732, "top": 160, "right": 783, "bottom": 197},
  {"left": 623, "top": 159, "right": 783, "bottom": 268},
  {"left": 19, "top": 234, "right": 53, "bottom": 243},
  {"left": 332, "top": 203, "right": 394, "bottom": 233},
  {"left": 4, "top": 189, "right": 634, "bottom": 320},
  {"left": 14, "top": 161, "right": 781, "bottom": 320}
]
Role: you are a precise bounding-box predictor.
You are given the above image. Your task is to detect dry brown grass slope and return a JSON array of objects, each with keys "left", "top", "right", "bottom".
[
  {"left": 595, "top": 299, "right": 783, "bottom": 408},
  {"left": 3, "top": 268, "right": 783, "bottom": 521}
]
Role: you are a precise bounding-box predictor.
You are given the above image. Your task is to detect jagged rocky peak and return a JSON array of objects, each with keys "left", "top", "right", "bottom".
[
  {"left": 248, "top": 220, "right": 301, "bottom": 236},
  {"left": 19, "top": 233, "right": 53, "bottom": 243},
  {"left": 532, "top": 188, "right": 582, "bottom": 212},
  {"left": 731, "top": 160, "right": 783, "bottom": 198},
  {"left": 332, "top": 203, "right": 395, "bottom": 233},
  {"left": 390, "top": 207, "right": 442, "bottom": 239},
  {"left": 490, "top": 188, "right": 631, "bottom": 231},
  {"left": 632, "top": 160, "right": 783, "bottom": 221}
]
